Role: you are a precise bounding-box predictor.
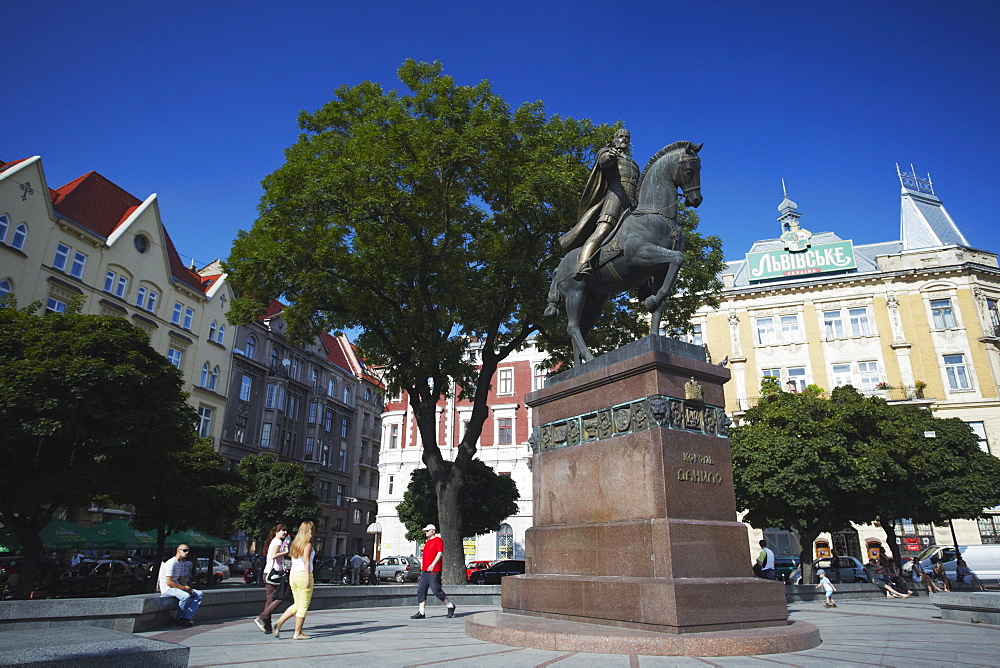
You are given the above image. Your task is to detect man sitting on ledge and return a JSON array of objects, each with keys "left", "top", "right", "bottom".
[{"left": 158, "top": 544, "right": 203, "bottom": 626}]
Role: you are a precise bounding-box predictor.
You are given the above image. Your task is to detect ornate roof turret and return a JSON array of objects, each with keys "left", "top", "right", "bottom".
[
  {"left": 777, "top": 179, "right": 802, "bottom": 234},
  {"left": 897, "top": 164, "right": 969, "bottom": 250}
]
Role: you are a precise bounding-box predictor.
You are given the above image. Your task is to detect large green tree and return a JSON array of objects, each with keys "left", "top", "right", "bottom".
[
  {"left": 226, "top": 60, "right": 722, "bottom": 583},
  {"left": 731, "top": 383, "right": 1000, "bottom": 582},
  {"left": 397, "top": 460, "right": 519, "bottom": 542},
  {"left": 236, "top": 454, "right": 322, "bottom": 551},
  {"left": 0, "top": 301, "right": 197, "bottom": 598}
]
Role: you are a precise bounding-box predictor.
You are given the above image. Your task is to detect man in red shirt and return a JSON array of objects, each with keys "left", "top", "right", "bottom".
[{"left": 411, "top": 524, "right": 456, "bottom": 619}]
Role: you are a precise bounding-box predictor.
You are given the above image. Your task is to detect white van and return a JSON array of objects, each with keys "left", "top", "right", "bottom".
[{"left": 904, "top": 544, "right": 1000, "bottom": 586}]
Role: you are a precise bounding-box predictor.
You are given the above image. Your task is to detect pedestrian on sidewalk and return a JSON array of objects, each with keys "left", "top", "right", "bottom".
[
  {"left": 755, "top": 540, "right": 776, "bottom": 580},
  {"left": 253, "top": 523, "right": 289, "bottom": 634},
  {"left": 816, "top": 569, "right": 837, "bottom": 608},
  {"left": 273, "top": 521, "right": 316, "bottom": 640},
  {"left": 411, "top": 524, "right": 456, "bottom": 619},
  {"left": 350, "top": 552, "right": 365, "bottom": 585}
]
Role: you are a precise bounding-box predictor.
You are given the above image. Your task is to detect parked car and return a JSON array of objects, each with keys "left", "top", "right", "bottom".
[
  {"left": 466, "top": 560, "right": 494, "bottom": 582},
  {"left": 193, "top": 558, "right": 230, "bottom": 585},
  {"left": 0, "top": 557, "right": 62, "bottom": 599},
  {"left": 467, "top": 559, "right": 525, "bottom": 585},
  {"left": 903, "top": 544, "right": 1000, "bottom": 587},
  {"left": 63, "top": 559, "right": 146, "bottom": 597},
  {"left": 315, "top": 555, "right": 371, "bottom": 585},
  {"left": 774, "top": 557, "right": 800, "bottom": 584},
  {"left": 230, "top": 555, "right": 253, "bottom": 575},
  {"left": 789, "top": 556, "right": 869, "bottom": 585},
  {"left": 373, "top": 556, "right": 420, "bottom": 583}
]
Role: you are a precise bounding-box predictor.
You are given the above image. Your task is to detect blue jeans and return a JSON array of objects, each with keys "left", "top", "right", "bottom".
[{"left": 163, "top": 587, "right": 203, "bottom": 621}]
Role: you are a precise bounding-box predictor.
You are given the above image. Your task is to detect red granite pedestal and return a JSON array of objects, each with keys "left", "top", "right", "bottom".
[{"left": 466, "top": 337, "right": 819, "bottom": 655}]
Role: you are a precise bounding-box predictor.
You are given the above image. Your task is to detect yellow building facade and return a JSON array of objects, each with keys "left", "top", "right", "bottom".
[{"left": 688, "top": 169, "right": 1000, "bottom": 560}]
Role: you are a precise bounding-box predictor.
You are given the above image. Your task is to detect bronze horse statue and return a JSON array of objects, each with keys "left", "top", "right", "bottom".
[{"left": 545, "top": 141, "right": 703, "bottom": 365}]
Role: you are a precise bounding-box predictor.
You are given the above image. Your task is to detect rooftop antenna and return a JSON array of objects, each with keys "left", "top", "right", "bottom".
[{"left": 781, "top": 178, "right": 788, "bottom": 199}]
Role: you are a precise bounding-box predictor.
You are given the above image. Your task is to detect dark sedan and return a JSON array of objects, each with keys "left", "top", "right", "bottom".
[{"left": 467, "top": 559, "right": 525, "bottom": 585}]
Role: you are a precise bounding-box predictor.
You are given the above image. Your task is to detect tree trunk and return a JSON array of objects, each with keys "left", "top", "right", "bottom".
[
  {"left": 796, "top": 527, "right": 821, "bottom": 585},
  {"left": 3, "top": 507, "right": 57, "bottom": 600},
  {"left": 881, "top": 518, "right": 904, "bottom": 573},
  {"left": 437, "top": 474, "right": 466, "bottom": 585}
]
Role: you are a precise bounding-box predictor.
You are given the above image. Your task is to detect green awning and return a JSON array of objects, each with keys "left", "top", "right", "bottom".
[
  {"left": 0, "top": 518, "right": 116, "bottom": 551},
  {"left": 165, "top": 529, "right": 231, "bottom": 548},
  {"left": 89, "top": 519, "right": 159, "bottom": 549}
]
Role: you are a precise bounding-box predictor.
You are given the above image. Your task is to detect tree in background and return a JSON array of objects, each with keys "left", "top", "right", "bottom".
[
  {"left": 0, "top": 301, "right": 196, "bottom": 599},
  {"left": 731, "top": 383, "right": 1000, "bottom": 583},
  {"left": 236, "top": 454, "right": 322, "bottom": 552},
  {"left": 226, "top": 60, "right": 615, "bottom": 583},
  {"left": 397, "top": 460, "right": 520, "bottom": 543},
  {"left": 130, "top": 438, "right": 243, "bottom": 584}
]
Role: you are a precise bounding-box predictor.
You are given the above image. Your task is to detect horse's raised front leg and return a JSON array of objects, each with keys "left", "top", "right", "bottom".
[{"left": 563, "top": 281, "right": 593, "bottom": 364}]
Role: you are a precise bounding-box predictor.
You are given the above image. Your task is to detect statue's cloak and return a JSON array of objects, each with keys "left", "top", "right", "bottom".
[{"left": 559, "top": 150, "right": 612, "bottom": 251}]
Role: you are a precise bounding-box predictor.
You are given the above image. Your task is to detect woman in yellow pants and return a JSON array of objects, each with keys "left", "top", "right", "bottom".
[{"left": 273, "top": 521, "right": 315, "bottom": 640}]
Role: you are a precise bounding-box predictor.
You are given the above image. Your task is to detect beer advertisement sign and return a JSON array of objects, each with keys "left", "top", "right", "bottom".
[{"left": 746, "top": 239, "right": 857, "bottom": 281}]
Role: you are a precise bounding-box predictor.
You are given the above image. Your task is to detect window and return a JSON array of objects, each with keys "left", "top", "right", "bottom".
[
  {"left": 944, "top": 354, "right": 971, "bottom": 390},
  {"left": 353, "top": 509, "right": 361, "bottom": 525},
  {"left": 324, "top": 409, "right": 334, "bottom": 432},
  {"left": 234, "top": 414, "right": 247, "bottom": 444},
  {"left": 0, "top": 215, "right": 7, "bottom": 242},
  {"left": 53, "top": 243, "right": 70, "bottom": 271},
  {"left": 390, "top": 424, "right": 398, "bottom": 449},
  {"left": 831, "top": 363, "right": 852, "bottom": 388},
  {"left": 136, "top": 286, "right": 147, "bottom": 308},
  {"left": 978, "top": 515, "right": 1000, "bottom": 545},
  {"left": 209, "top": 321, "right": 217, "bottom": 340},
  {"left": 670, "top": 323, "right": 704, "bottom": 345},
  {"left": 200, "top": 363, "right": 210, "bottom": 387},
  {"left": 146, "top": 290, "right": 158, "bottom": 312},
  {"left": 197, "top": 406, "right": 213, "bottom": 438},
  {"left": 779, "top": 316, "right": 801, "bottom": 343},
  {"left": 786, "top": 367, "right": 806, "bottom": 392},
  {"left": 134, "top": 234, "right": 149, "bottom": 253},
  {"left": 327, "top": 378, "right": 336, "bottom": 397},
  {"left": 823, "top": 309, "right": 844, "bottom": 339},
  {"left": 308, "top": 402, "right": 319, "bottom": 424},
  {"left": 260, "top": 423, "right": 272, "bottom": 449},
  {"left": 534, "top": 365, "right": 547, "bottom": 390},
  {"left": 762, "top": 368, "right": 781, "bottom": 381},
  {"left": 173, "top": 302, "right": 184, "bottom": 324},
  {"left": 343, "top": 385, "right": 352, "bottom": 404},
  {"left": 69, "top": 252, "right": 86, "bottom": 278},
  {"left": 988, "top": 299, "right": 1000, "bottom": 336},
  {"left": 848, "top": 307, "right": 871, "bottom": 337},
  {"left": 364, "top": 387, "right": 371, "bottom": 401},
  {"left": 288, "top": 356, "right": 299, "bottom": 379},
  {"left": 336, "top": 484, "right": 345, "bottom": 506},
  {"left": 341, "top": 417, "right": 349, "bottom": 439},
  {"left": 208, "top": 367, "right": 219, "bottom": 391},
  {"left": 857, "top": 360, "right": 880, "bottom": 393},
  {"left": 46, "top": 297, "right": 67, "bottom": 314},
  {"left": 215, "top": 324, "right": 225, "bottom": 344},
  {"left": 497, "top": 523, "right": 514, "bottom": 559},
  {"left": 286, "top": 393, "right": 299, "bottom": 420},
  {"left": 104, "top": 271, "right": 129, "bottom": 298},
  {"left": 311, "top": 368, "right": 320, "bottom": 388},
  {"left": 498, "top": 417, "right": 513, "bottom": 445},
  {"left": 498, "top": 368, "right": 513, "bottom": 395},
  {"left": 0, "top": 279, "right": 10, "bottom": 301},
  {"left": 240, "top": 375, "right": 253, "bottom": 402},
  {"left": 183, "top": 307, "right": 194, "bottom": 329},
  {"left": 388, "top": 474, "right": 394, "bottom": 495},
  {"left": 265, "top": 383, "right": 277, "bottom": 409},
  {"left": 755, "top": 317, "right": 776, "bottom": 345},
  {"left": 11, "top": 224, "right": 26, "bottom": 250},
  {"left": 135, "top": 286, "right": 157, "bottom": 312},
  {"left": 305, "top": 437, "right": 315, "bottom": 459},
  {"left": 321, "top": 442, "right": 331, "bottom": 467},
  {"left": 167, "top": 347, "right": 182, "bottom": 368},
  {"left": 104, "top": 271, "right": 117, "bottom": 294},
  {"left": 338, "top": 443, "right": 347, "bottom": 471},
  {"left": 931, "top": 299, "right": 957, "bottom": 329},
  {"left": 967, "top": 421, "right": 990, "bottom": 454},
  {"left": 245, "top": 335, "right": 257, "bottom": 359}
]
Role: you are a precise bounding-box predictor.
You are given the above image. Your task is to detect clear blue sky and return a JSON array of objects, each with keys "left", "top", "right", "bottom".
[{"left": 5, "top": 0, "right": 998, "bottom": 269}]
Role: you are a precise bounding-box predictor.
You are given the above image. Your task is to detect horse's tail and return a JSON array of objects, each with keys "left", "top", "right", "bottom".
[{"left": 544, "top": 261, "right": 564, "bottom": 318}]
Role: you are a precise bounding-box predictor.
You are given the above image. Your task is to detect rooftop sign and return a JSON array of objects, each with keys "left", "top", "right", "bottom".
[{"left": 746, "top": 239, "right": 857, "bottom": 281}]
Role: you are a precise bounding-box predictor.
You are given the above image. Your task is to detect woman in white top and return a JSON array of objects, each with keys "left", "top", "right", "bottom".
[
  {"left": 273, "top": 521, "right": 315, "bottom": 640},
  {"left": 253, "top": 523, "right": 289, "bottom": 633}
]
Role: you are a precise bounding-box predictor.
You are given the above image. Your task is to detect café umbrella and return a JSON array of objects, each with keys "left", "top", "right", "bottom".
[
  {"left": 89, "top": 519, "right": 158, "bottom": 550},
  {"left": 0, "top": 518, "right": 115, "bottom": 551},
  {"left": 164, "top": 529, "right": 230, "bottom": 548}
]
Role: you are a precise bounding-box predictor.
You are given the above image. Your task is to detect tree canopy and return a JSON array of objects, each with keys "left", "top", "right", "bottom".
[
  {"left": 397, "top": 460, "right": 520, "bottom": 542},
  {"left": 236, "top": 454, "right": 322, "bottom": 550},
  {"left": 730, "top": 383, "right": 1000, "bottom": 581},
  {"left": 0, "top": 301, "right": 197, "bottom": 598},
  {"left": 225, "top": 60, "right": 722, "bottom": 582}
]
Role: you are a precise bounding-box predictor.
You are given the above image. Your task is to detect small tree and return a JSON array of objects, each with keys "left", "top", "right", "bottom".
[
  {"left": 236, "top": 454, "right": 322, "bottom": 551},
  {"left": 397, "top": 460, "right": 519, "bottom": 542},
  {"left": 0, "top": 301, "right": 196, "bottom": 598},
  {"left": 130, "top": 438, "right": 243, "bottom": 584}
]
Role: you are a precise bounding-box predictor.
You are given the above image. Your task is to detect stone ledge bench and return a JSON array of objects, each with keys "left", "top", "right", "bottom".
[
  {"left": 784, "top": 582, "right": 928, "bottom": 602},
  {"left": 0, "top": 584, "right": 502, "bottom": 632},
  {"left": 930, "top": 591, "right": 1000, "bottom": 625},
  {"left": 0, "top": 626, "right": 188, "bottom": 667}
]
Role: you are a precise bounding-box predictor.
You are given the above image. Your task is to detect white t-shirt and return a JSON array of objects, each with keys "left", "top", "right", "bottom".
[
  {"left": 290, "top": 546, "right": 314, "bottom": 574},
  {"left": 265, "top": 537, "right": 284, "bottom": 574},
  {"left": 158, "top": 556, "right": 192, "bottom": 594},
  {"left": 757, "top": 547, "right": 775, "bottom": 571}
]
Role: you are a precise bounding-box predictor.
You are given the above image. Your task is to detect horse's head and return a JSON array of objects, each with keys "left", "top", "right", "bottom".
[{"left": 675, "top": 143, "right": 703, "bottom": 208}]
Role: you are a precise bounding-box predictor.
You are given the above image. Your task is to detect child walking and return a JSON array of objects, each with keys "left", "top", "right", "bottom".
[{"left": 816, "top": 569, "right": 837, "bottom": 608}]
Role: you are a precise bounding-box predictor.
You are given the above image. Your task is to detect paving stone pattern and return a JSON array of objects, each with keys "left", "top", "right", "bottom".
[{"left": 138, "top": 598, "right": 1000, "bottom": 667}]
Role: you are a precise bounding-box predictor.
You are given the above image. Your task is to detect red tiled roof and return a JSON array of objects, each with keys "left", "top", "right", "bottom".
[
  {"left": 321, "top": 332, "right": 356, "bottom": 375},
  {"left": 0, "top": 157, "right": 31, "bottom": 173},
  {"left": 262, "top": 299, "right": 286, "bottom": 319},
  {"left": 51, "top": 171, "right": 142, "bottom": 239}
]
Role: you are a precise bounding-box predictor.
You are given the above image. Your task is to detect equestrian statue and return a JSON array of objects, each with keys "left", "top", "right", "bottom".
[{"left": 544, "top": 131, "right": 703, "bottom": 365}]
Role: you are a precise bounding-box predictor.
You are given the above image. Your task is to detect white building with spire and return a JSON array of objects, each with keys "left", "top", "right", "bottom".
[{"left": 687, "top": 166, "right": 1000, "bottom": 561}]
